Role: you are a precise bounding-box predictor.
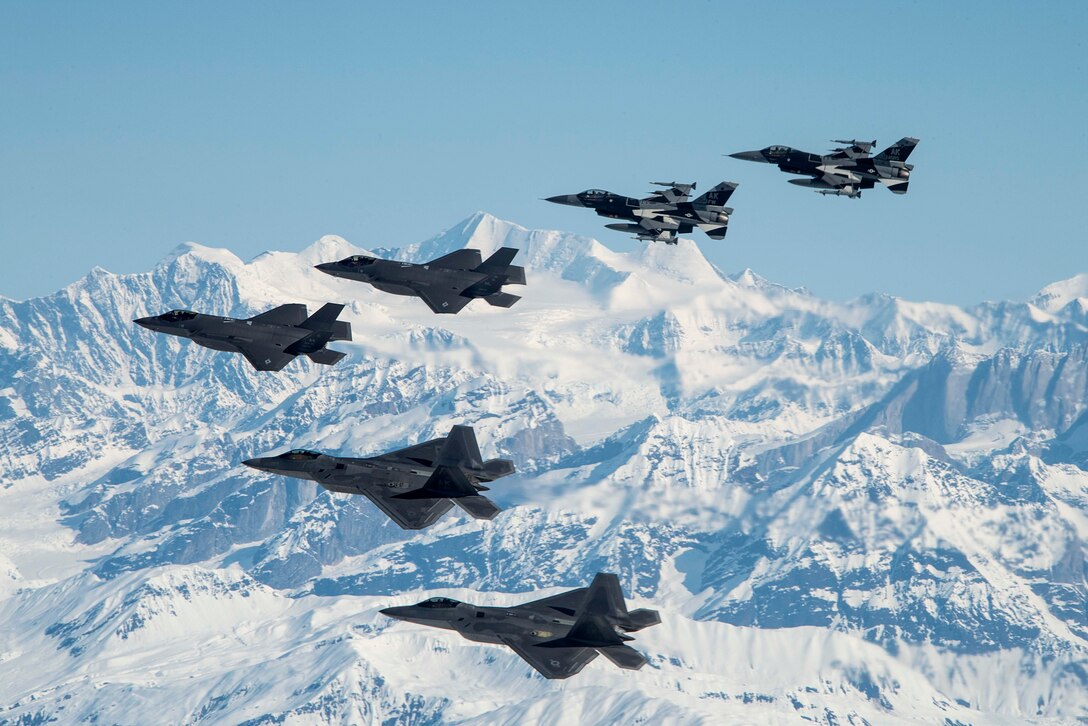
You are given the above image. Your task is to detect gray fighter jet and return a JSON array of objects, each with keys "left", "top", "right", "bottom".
[
  {"left": 545, "top": 181, "right": 738, "bottom": 243},
  {"left": 315, "top": 248, "right": 525, "bottom": 314},
  {"left": 243, "top": 425, "right": 513, "bottom": 529},
  {"left": 380, "top": 572, "right": 660, "bottom": 679},
  {"left": 729, "top": 137, "right": 919, "bottom": 198},
  {"left": 133, "top": 303, "right": 351, "bottom": 371}
]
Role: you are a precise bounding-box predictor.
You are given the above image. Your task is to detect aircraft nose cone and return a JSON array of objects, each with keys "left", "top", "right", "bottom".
[
  {"left": 133, "top": 316, "right": 157, "bottom": 330},
  {"left": 242, "top": 457, "right": 272, "bottom": 472},
  {"left": 728, "top": 150, "right": 764, "bottom": 162},
  {"left": 544, "top": 194, "right": 584, "bottom": 207},
  {"left": 314, "top": 262, "right": 337, "bottom": 273},
  {"left": 380, "top": 606, "right": 411, "bottom": 620}
]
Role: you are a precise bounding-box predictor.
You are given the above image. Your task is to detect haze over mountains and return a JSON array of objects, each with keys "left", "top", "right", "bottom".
[{"left": 0, "top": 213, "right": 1085, "bottom": 724}]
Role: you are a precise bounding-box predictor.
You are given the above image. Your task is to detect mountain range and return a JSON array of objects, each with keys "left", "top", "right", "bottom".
[{"left": 0, "top": 212, "right": 1085, "bottom": 724}]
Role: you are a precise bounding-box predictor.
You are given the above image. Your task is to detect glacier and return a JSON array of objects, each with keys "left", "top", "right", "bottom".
[{"left": 0, "top": 211, "right": 1085, "bottom": 724}]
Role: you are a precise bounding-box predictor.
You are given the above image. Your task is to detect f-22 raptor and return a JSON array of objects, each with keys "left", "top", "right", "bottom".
[
  {"left": 545, "top": 181, "right": 738, "bottom": 243},
  {"left": 381, "top": 572, "right": 660, "bottom": 679},
  {"left": 243, "top": 425, "right": 514, "bottom": 529},
  {"left": 316, "top": 248, "right": 525, "bottom": 314},
  {"left": 729, "top": 137, "right": 918, "bottom": 198},
  {"left": 134, "top": 303, "right": 351, "bottom": 371}
]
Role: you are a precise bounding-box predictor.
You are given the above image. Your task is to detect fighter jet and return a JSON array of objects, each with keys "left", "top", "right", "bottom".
[
  {"left": 315, "top": 248, "right": 525, "bottom": 314},
  {"left": 729, "top": 137, "right": 919, "bottom": 198},
  {"left": 380, "top": 572, "right": 660, "bottom": 679},
  {"left": 133, "top": 303, "right": 351, "bottom": 371},
  {"left": 545, "top": 181, "right": 738, "bottom": 244},
  {"left": 243, "top": 425, "right": 513, "bottom": 529}
]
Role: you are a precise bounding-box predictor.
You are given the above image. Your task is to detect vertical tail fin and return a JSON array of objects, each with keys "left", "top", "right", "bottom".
[
  {"left": 435, "top": 425, "right": 484, "bottom": 468},
  {"left": 475, "top": 247, "right": 520, "bottom": 274},
  {"left": 693, "top": 181, "right": 738, "bottom": 207},
  {"left": 299, "top": 303, "right": 347, "bottom": 331},
  {"left": 875, "top": 137, "right": 919, "bottom": 163}
]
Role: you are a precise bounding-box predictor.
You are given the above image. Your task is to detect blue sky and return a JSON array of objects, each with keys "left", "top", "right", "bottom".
[{"left": 2, "top": 2, "right": 1086, "bottom": 303}]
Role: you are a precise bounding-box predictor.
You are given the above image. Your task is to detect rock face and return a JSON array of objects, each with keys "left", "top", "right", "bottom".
[{"left": 0, "top": 212, "right": 1085, "bottom": 724}]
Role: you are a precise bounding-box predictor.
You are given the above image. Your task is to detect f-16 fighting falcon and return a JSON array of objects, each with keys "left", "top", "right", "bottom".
[
  {"left": 729, "top": 137, "right": 919, "bottom": 198},
  {"left": 315, "top": 248, "right": 525, "bottom": 314},
  {"left": 544, "top": 181, "right": 738, "bottom": 243},
  {"left": 243, "top": 425, "right": 513, "bottom": 529},
  {"left": 380, "top": 572, "right": 660, "bottom": 679},
  {"left": 133, "top": 303, "right": 351, "bottom": 371}
]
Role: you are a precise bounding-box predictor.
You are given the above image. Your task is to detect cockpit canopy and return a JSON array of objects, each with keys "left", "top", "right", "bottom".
[
  {"left": 581, "top": 189, "right": 608, "bottom": 197},
  {"left": 765, "top": 145, "right": 791, "bottom": 156},
  {"left": 341, "top": 255, "right": 376, "bottom": 267},
  {"left": 417, "top": 597, "right": 460, "bottom": 609},
  {"left": 283, "top": 449, "right": 320, "bottom": 460},
  {"left": 160, "top": 310, "right": 198, "bottom": 322}
]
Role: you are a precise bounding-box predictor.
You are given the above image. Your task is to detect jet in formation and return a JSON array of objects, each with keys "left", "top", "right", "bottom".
[
  {"left": 315, "top": 248, "right": 525, "bottom": 314},
  {"left": 545, "top": 181, "right": 738, "bottom": 244},
  {"left": 381, "top": 572, "right": 660, "bottom": 679},
  {"left": 243, "top": 425, "right": 513, "bottom": 529},
  {"left": 729, "top": 137, "right": 919, "bottom": 198},
  {"left": 133, "top": 303, "right": 351, "bottom": 371}
]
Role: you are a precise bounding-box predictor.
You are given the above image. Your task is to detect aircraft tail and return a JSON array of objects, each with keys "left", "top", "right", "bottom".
[
  {"left": 299, "top": 303, "right": 351, "bottom": 340},
  {"left": 597, "top": 644, "right": 648, "bottom": 670},
  {"left": 874, "top": 137, "right": 919, "bottom": 164},
  {"left": 435, "top": 425, "right": 485, "bottom": 469},
  {"left": 305, "top": 348, "right": 346, "bottom": 366},
  {"left": 453, "top": 494, "right": 501, "bottom": 520},
  {"left": 693, "top": 181, "right": 738, "bottom": 207},
  {"left": 475, "top": 248, "right": 520, "bottom": 274},
  {"left": 392, "top": 464, "right": 482, "bottom": 499},
  {"left": 485, "top": 292, "right": 521, "bottom": 308}
]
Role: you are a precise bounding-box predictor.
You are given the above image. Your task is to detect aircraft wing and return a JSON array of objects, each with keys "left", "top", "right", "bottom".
[
  {"left": 248, "top": 303, "right": 309, "bottom": 327},
  {"left": 416, "top": 287, "right": 474, "bottom": 314},
  {"left": 238, "top": 345, "right": 296, "bottom": 372},
  {"left": 361, "top": 489, "right": 454, "bottom": 530},
  {"left": 429, "top": 249, "right": 483, "bottom": 270},
  {"left": 376, "top": 437, "right": 446, "bottom": 466},
  {"left": 498, "top": 635, "right": 598, "bottom": 680},
  {"left": 815, "top": 169, "right": 861, "bottom": 188},
  {"left": 522, "top": 587, "right": 588, "bottom": 616}
]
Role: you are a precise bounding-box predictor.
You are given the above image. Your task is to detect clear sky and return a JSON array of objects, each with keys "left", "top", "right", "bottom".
[{"left": 2, "top": 2, "right": 1086, "bottom": 304}]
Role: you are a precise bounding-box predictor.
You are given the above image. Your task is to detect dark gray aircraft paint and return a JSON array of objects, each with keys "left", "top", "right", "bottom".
[
  {"left": 729, "top": 137, "right": 919, "bottom": 198},
  {"left": 381, "top": 572, "right": 661, "bottom": 679},
  {"left": 243, "top": 425, "right": 514, "bottom": 529},
  {"left": 133, "top": 303, "right": 351, "bottom": 371},
  {"left": 315, "top": 248, "right": 525, "bottom": 314},
  {"left": 545, "top": 180, "right": 737, "bottom": 244}
]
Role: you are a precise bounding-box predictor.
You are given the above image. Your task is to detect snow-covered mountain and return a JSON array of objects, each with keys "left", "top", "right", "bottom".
[{"left": 0, "top": 212, "right": 1085, "bottom": 724}]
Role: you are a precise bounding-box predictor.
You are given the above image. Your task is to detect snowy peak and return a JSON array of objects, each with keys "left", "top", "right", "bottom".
[{"left": 1031, "top": 272, "right": 1088, "bottom": 314}]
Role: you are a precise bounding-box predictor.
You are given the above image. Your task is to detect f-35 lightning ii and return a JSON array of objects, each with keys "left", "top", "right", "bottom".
[
  {"left": 380, "top": 572, "right": 660, "bottom": 679},
  {"left": 133, "top": 303, "right": 351, "bottom": 371},
  {"left": 729, "top": 137, "right": 919, "bottom": 198},
  {"left": 315, "top": 248, "right": 525, "bottom": 314},
  {"left": 243, "top": 425, "right": 514, "bottom": 529},
  {"left": 545, "top": 181, "right": 738, "bottom": 244}
]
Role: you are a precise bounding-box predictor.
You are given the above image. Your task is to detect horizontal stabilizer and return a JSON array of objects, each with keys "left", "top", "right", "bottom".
[
  {"left": 430, "top": 249, "right": 483, "bottom": 270},
  {"left": 505, "top": 265, "right": 526, "bottom": 286},
  {"left": 697, "top": 223, "right": 729, "bottom": 240},
  {"left": 306, "top": 348, "right": 346, "bottom": 366},
  {"left": 538, "top": 616, "right": 631, "bottom": 649},
  {"left": 299, "top": 303, "right": 346, "bottom": 331},
  {"left": 476, "top": 247, "right": 519, "bottom": 273},
  {"left": 329, "top": 320, "right": 352, "bottom": 342},
  {"left": 625, "top": 608, "right": 661, "bottom": 632},
  {"left": 485, "top": 292, "right": 521, "bottom": 308},
  {"left": 453, "top": 494, "right": 501, "bottom": 520},
  {"left": 597, "top": 644, "right": 648, "bottom": 670}
]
